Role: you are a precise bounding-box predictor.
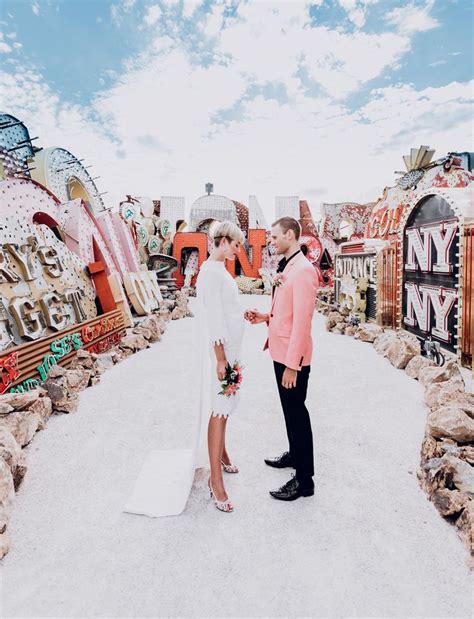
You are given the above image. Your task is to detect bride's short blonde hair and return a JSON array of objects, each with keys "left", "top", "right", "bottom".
[{"left": 212, "top": 221, "right": 245, "bottom": 247}]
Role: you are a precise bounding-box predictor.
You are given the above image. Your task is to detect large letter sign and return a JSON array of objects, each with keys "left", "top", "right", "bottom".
[
  {"left": 402, "top": 195, "right": 459, "bottom": 351},
  {"left": 405, "top": 221, "right": 458, "bottom": 274}
]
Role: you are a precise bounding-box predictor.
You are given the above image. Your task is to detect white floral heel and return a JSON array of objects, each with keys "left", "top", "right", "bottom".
[
  {"left": 208, "top": 478, "right": 234, "bottom": 513},
  {"left": 221, "top": 460, "right": 239, "bottom": 474}
]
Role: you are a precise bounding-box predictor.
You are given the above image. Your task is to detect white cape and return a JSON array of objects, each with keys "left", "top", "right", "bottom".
[{"left": 123, "top": 298, "right": 209, "bottom": 517}]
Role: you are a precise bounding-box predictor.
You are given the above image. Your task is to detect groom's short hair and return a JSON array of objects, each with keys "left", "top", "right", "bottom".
[{"left": 272, "top": 217, "right": 301, "bottom": 240}]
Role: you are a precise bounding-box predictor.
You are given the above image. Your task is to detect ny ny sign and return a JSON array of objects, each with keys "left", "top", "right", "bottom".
[
  {"left": 404, "top": 219, "right": 458, "bottom": 343},
  {"left": 404, "top": 283, "right": 456, "bottom": 342},
  {"left": 405, "top": 221, "right": 457, "bottom": 274}
]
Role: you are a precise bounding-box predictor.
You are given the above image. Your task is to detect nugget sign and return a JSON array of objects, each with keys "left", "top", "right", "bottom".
[{"left": 402, "top": 195, "right": 459, "bottom": 352}]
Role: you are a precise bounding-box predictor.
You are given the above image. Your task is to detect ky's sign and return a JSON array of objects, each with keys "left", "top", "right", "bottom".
[{"left": 402, "top": 195, "right": 458, "bottom": 352}]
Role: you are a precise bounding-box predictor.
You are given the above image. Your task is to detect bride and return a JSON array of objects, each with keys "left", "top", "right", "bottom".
[
  {"left": 123, "top": 220, "right": 245, "bottom": 519},
  {"left": 195, "top": 221, "right": 245, "bottom": 513}
]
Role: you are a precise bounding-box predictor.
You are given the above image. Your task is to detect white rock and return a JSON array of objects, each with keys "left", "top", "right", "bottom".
[
  {"left": 427, "top": 406, "right": 474, "bottom": 443},
  {"left": 0, "top": 411, "right": 40, "bottom": 447}
]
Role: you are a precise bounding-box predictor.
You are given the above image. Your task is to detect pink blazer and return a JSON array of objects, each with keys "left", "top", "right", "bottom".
[{"left": 263, "top": 253, "right": 318, "bottom": 370}]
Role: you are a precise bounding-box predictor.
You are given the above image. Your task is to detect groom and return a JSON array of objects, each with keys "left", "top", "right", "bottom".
[{"left": 245, "top": 217, "right": 318, "bottom": 501}]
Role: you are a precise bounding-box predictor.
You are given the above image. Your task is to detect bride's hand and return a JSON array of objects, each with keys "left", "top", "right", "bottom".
[{"left": 217, "top": 359, "right": 228, "bottom": 381}]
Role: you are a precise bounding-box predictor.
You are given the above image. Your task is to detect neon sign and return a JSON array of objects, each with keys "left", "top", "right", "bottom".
[
  {"left": 5, "top": 311, "right": 124, "bottom": 393},
  {"left": 402, "top": 195, "right": 459, "bottom": 351}
]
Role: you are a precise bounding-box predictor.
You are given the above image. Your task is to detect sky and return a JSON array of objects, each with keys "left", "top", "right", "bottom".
[{"left": 0, "top": 0, "right": 472, "bottom": 220}]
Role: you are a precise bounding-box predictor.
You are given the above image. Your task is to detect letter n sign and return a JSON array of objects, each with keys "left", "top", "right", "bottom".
[
  {"left": 172, "top": 232, "right": 208, "bottom": 288},
  {"left": 402, "top": 195, "right": 459, "bottom": 353}
]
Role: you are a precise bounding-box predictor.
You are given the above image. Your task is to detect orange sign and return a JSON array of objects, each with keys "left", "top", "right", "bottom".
[{"left": 366, "top": 203, "right": 406, "bottom": 239}]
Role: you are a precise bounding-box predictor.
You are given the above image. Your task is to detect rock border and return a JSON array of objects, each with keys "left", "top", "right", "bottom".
[
  {"left": 0, "top": 291, "right": 193, "bottom": 559},
  {"left": 319, "top": 307, "right": 474, "bottom": 558}
]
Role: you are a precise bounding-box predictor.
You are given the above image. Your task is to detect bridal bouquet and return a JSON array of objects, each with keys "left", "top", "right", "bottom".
[{"left": 219, "top": 361, "right": 244, "bottom": 397}]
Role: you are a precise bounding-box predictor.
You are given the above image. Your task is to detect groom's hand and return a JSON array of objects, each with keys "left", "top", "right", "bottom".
[
  {"left": 245, "top": 309, "right": 269, "bottom": 324},
  {"left": 282, "top": 367, "right": 297, "bottom": 389}
]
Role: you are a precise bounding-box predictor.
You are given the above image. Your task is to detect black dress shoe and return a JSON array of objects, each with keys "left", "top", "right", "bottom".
[
  {"left": 269, "top": 475, "right": 314, "bottom": 501},
  {"left": 264, "top": 451, "right": 294, "bottom": 469}
]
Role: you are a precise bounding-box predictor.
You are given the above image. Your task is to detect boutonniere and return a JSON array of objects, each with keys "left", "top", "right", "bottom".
[{"left": 272, "top": 273, "right": 285, "bottom": 288}]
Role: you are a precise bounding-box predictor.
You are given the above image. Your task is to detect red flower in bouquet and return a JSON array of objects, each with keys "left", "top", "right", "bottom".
[{"left": 219, "top": 360, "right": 244, "bottom": 397}]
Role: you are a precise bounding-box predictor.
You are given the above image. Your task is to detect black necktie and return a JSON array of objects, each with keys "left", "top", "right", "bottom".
[{"left": 277, "top": 257, "right": 287, "bottom": 273}]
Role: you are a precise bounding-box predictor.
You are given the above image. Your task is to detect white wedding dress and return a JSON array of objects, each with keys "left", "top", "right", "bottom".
[
  {"left": 197, "top": 259, "right": 245, "bottom": 418},
  {"left": 123, "top": 259, "right": 244, "bottom": 517}
]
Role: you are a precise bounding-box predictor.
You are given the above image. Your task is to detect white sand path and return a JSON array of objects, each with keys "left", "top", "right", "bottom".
[{"left": 1, "top": 295, "right": 472, "bottom": 618}]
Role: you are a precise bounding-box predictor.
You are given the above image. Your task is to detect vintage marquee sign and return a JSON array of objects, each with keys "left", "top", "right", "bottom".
[
  {"left": 0, "top": 178, "right": 162, "bottom": 318},
  {"left": 335, "top": 254, "right": 376, "bottom": 281},
  {"left": 1, "top": 309, "right": 125, "bottom": 394},
  {"left": 402, "top": 195, "right": 459, "bottom": 351},
  {"left": 0, "top": 215, "right": 97, "bottom": 351},
  {"left": 334, "top": 253, "right": 377, "bottom": 320},
  {"left": 366, "top": 203, "right": 406, "bottom": 239}
]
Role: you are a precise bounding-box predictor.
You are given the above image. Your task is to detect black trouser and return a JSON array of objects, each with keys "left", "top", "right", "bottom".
[{"left": 273, "top": 361, "right": 314, "bottom": 487}]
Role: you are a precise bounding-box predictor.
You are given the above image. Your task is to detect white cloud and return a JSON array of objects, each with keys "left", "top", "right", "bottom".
[
  {"left": 355, "top": 81, "right": 473, "bottom": 153},
  {"left": 360, "top": 80, "right": 473, "bottom": 123},
  {"left": 0, "top": 41, "right": 12, "bottom": 53},
  {"left": 200, "top": 1, "right": 226, "bottom": 37},
  {"left": 213, "top": 3, "right": 408, "bottom": 99},
  {"left": 152, "top": 35, "right": 174, "bottom": 53},
  {"left": 338, "top": 0, "right": 366, "bottom": 28},
  {"left": 31, "top": 2, "right": 40, "bottom": 16},
  {"left": 94, "top": 49, "right": 248, "bottom": 149},
  {"left": 336, "top": 0, "right": 380, "bottom": 29},
  {"left": 386, "top": 1, "right": 439, "bottom": 35},
  {"left": 1, "top": 1, "right": 470, "bottom": 222},
  {"left": 215, "top": 3, "right": 310, "bottom": 93},
  {"left": 301, "top": 29, "right": 409, "bottom": 98},
  {"left": 144, "top": 4, "right": 162, "bottom": 26},
  {"left": 182, "top": 1, "right": 201, "bottom": 19},
  {"left": 6, "top": 32, "right": 17, "bottom": 39},
  {"left": 111, "top": 0, "right": 136, "bottom": 23}
]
